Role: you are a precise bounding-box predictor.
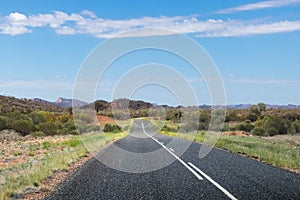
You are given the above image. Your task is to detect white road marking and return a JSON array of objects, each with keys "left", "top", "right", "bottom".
[
  {"left": 188, "top": 162, "right": 238, "bottom": 200},
  {"left": 169, "top": 148, "right": 174, "bottom": 152},
  {"left": 141, "top": 121, "right": 203, "bottom": 181}
]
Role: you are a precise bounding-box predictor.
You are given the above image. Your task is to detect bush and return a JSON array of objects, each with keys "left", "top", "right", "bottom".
[
  {"left": 29, "top": 111, "right": 47, "bottom": 125},
  {"left": 161, "top": 124, "right": 177, "bottom": 132},
  {"left": 292, "top": 120, "right": 300, "bottom": 133},
  {"left": 0, "top": 116, "right": 8, "bottom": 131},
  {"left": 31, "top": 131, "right": 45, "bottom": 137},
  {"left": 56, "top": 114, "right": 71, "bottom": 123},
  {"left": 38, "top": 121, "right": 59, "bottom": 135},
  {"left": 103, "top": 124, "right": 122, "bottom": 133},
  {"left": 63, "top": 121, "right": 77, "bottom": 132},
  {"left": 251, "top": 127, "right": 266, "bottom": 136},
  {"left": 7, "top": 111, "right": 30, "bottom": 128},
  {"left": 264, "top": 116, "right": 291, "bottom": 136},
  {"left": 234, "top": 121, "right": 254, "bottom": 132},
  {"left": 11, "top": 120, "right": 36, "bottom": 136}
]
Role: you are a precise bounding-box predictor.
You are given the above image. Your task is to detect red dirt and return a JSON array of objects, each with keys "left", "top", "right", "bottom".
[
  {"left": 222, "top": 131, "right": 249, "bottom": 137},
  {"left": 96, "top": 115, "right": 115, "bottom": 124}
]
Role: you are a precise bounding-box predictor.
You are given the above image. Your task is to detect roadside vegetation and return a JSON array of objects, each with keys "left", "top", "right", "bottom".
[
  {"left": 0, "top": 132, "right": 127, "bottom": 200},
  {"left": 156, "top": 123, "right": 300, "bottom": 173},
  {"left": 0, "top": 96, "right": 130, "bottom": 199}
]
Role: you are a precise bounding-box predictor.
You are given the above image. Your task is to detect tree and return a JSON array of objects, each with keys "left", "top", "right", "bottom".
[
  {"left": 246, "top": 113, "right": 258, "bottom": 122},
  {"left": 250, "top": 105, "right": 260, "bottom": 116},
  {"left": 257, "top": 102, "right": 266, "bottom": 113}
]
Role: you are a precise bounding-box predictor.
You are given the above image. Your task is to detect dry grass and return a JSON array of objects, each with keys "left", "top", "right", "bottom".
[{"left": 0, "top": 131, "right": 127, "bottom": 200}]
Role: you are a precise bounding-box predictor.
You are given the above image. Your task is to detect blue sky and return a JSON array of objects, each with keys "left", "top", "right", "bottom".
[{"left": 0, "top": 0, "right": 300, "bottom": 105}]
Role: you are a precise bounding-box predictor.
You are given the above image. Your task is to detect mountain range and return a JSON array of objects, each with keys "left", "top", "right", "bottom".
[
  {"left": 22, "top": 97, "right": 300, "bottom": 110},
  {"left": 31, "top": 97, "right": 88, "bottom": 108}
]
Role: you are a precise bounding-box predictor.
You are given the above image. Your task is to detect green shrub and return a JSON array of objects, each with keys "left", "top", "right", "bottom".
[
  {"left": 251, "top": 127, "right": 266, "bottom": 136},
  {"left": 31, "top": 131, "right": 45, "bottom": 137},
  {"left": 63, "top": 139, "right": 81, "bottom": 147},
  {"left": 11, "top": 120, "right": 36, "bottom": 136},
  {"left": 29, "top": 111, "right": 47, "bottom": 125},
  {"left": 69, "top": 129, "right": 79, "bottom": 135},
  {"left": 0, "top": 116, "right": 8, "bottom": 131},
  {"left": 234, "top": 121, "right": 254, "bottom": 132},
  {"left": 292, "top": 120, "right": 300, "bottom": 133},
  {"left": 246, "top": 113, "right": 258, "bottom": 122},
  {"left": 7, "top": 111, "right": 30, "bottom": 128},
  {"left": 103, "top": 124, "right": 122, "bottom": 133},
  {"left": 161, "top": 124, "right": 177, "bottom": 132},
  {"left": 38, "top": 121, "right": 58, "bottom": 135},
  {"left": 264, "top": 116, "right": 291, "bottom": 136},
  {"left": 42, "top": 141, "right": 52, "bottom": 149}
]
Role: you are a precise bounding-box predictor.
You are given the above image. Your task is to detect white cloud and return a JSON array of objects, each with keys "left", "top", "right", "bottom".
[
  {"left": 8, "top": 12, "right": 27, "bottom": 21},
  {"left": 217, "top": 0, "right": 300, "bottom": 14},
  {"left": 1, "top": 11, "right": 300, "bottom": 38}
]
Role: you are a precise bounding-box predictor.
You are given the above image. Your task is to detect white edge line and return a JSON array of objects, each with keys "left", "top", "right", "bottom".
[
  {"left": 141, "top": 121, "right": 203, "bottom": 181},
  {"left": 188, "top": 162, "right": 238, "bottom": 200}
]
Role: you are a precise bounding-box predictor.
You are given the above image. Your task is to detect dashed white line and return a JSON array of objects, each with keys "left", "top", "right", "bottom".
[
  {"left": 141, "top": 121, "right": 238, "bottom": 200},
  {"left": 141, "top": 121, "right": 203, "bottom": 181},
  {"left": 187, "top": 163, "right": 238, "bottom": 200}
]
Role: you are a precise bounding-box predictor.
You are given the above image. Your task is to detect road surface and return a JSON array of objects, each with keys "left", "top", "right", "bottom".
[{"left": 45, "top": 120, "right": 300, "bottom": 199}]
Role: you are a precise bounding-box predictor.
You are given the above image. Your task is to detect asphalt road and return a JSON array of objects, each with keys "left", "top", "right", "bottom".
[{"left": 45, "top": 120, "right": 300, "bottom": 200}]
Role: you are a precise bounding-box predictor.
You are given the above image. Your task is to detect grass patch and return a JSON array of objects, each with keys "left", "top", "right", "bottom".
[
  {"left": 62, "top": 139, "right": 81, "bottom": 147},
  {"left": 160, "top": 131, "right": 300, "bottom": 172},
  {"left": 0, "top": 132, "right": 127, "bottom": 200},
  {"left": 41, "top": 141, "right": 52, "bottom": 149}
]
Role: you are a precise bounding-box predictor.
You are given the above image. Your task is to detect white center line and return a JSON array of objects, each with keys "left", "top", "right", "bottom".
[
  {"left": 169, "top": 148, "right": 175, "bottom": 152},
  {"left": 188, "top": 162, "right": 238, "bottom": 200},
  {"left": 141, "top": 121, "right": 238, "bottom": 200},
  {"left": 141, "top": 121, "right": 203, "bottom": 181}
]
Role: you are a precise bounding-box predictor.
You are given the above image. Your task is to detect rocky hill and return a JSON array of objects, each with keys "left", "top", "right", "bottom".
[
  {"left": 0, "top": 95, "right": 66, "bottom": 113},
  {"left": 55, "top": 97, "right": 88, "bottom": 108},
  {"left": 31, "top": 97, "right": 88, "bottom": 108}
]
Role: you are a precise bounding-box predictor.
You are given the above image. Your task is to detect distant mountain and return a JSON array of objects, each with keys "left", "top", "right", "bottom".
[
  {"left": 0, "top": 95, "right": 65, "bottom": 113},
  {"left": 266, "top": 104, "right": 300, "bottom": 109},
  {"left": 10, "top": 95, "right": 300, "bottom": 110},
  {"left": 31, "top": 97, "right": 88, "bottom": 108},
  {"left": 225, "top": 104, "right": 300, "bottom": 109},
  {"left": 226, "top": 104, "right": 252, "bottom": 109},
  {"left": 30, "top": 98, "right": 53, "bottom": 105},
  {"left": 55, "top": 97, "right": 88, "bottom": 108}
]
